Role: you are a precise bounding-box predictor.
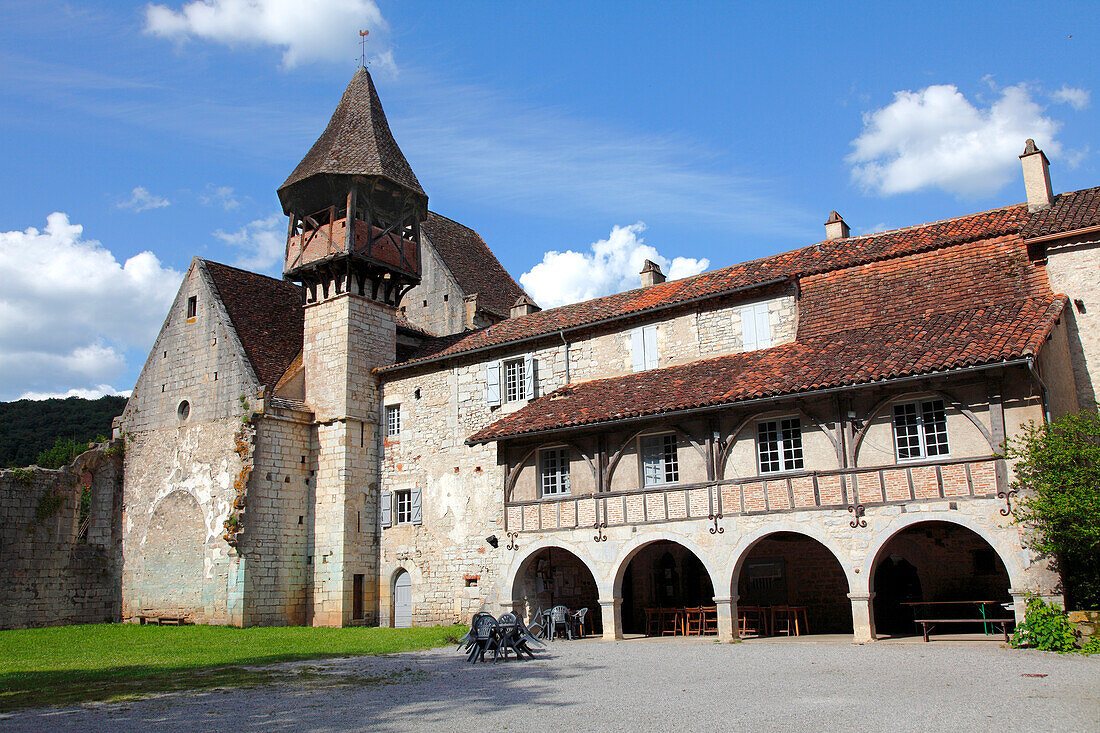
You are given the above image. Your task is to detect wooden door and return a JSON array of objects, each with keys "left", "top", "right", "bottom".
[{"left": 394, "top": 570, "right": 412, "bottom": 628}]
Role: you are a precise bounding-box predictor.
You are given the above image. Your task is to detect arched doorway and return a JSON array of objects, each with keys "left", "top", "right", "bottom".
[
  {"left": 620, "top": 540, "right": 714, "bottom": 635},
  {"left": 734, "top": 532, "right": 852, "bottom": 635},
  {"left": 139, "top": 490, "right": 205, "bottom": 615},
  {"left": 393, "top": 570, "right": 412, "bottom": 628},
  {"left": 511, "top": 547, "right": 600, "bottom": 636},
  {"left": 871, "top": 521, "right": 1011, "bottom": 638}
]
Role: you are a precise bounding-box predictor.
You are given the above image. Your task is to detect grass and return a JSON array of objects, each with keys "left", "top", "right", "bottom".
[{"left": 0, "top": 623, "right": 464, "bottom": 711}]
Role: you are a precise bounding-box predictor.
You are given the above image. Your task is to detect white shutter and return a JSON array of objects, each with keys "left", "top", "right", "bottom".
[
  {"left": 631, "top": 328, "right": 646, "bottom": 372},
  {"left": 380, "top": 491, "right": 392, "bottom": 529},
  {"left": 740, "top": 306, "right": 758, "bottom": 351},
  {"left": 755, "top": 303, "right": 772, "bottom": 348},
  {"left": 523, "top": 354, "right": 535, "bottom": 400},
  {"left": 410, "top": 487, "right": 422, "bottom": 525},
  {"left": 643, "top": 325, "right": 659, "bottom": 370},
  {"left": 486, "top": 361, "right": 502, "bottom": 406}
]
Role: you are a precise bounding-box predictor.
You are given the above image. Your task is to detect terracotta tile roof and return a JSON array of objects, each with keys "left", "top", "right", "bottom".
[
  {"left": 1021, "top": 185, "right": 1100, "bottom": 239},
  {"left": 278, "top": 67, "right": 424, "bottom": 198},
  {"left": 422, "top": 212, "right": 528, "bottom": 319},
  {"left": 390, "top": 203, "right": 1031, "bottom": 370},
  {"left": 468, "top": 296, "right": 1066, "bottom": 444},
  {"left": 203, "top": 260, "right": 304, "bottom": 388}
]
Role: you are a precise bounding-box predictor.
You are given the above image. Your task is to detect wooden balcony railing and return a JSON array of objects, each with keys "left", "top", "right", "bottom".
[
  {"left": 284, "top": 211, "right": 419, "bottom": 277},
  {"left": 504, "top": 456, "right": 1003, "bottom": 534}
]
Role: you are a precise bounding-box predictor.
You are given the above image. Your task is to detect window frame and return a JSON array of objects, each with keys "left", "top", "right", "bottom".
[
  {"left": 186, "top": 295, "right": 197, "bottom": 319},
  {"left": 892, "top": 398, "right": 950, "bottom": 462},
  {"left": 503, "top": 357, "right": 526, "bottom": 403},
  {"left": 631, "top": 324, "right": 659, "bottom": 372},
  {"left": 385, "top": 404, "right": 401, "bottom": 437},
  {"left": 640, "top": 432, "right": 680, "bottom": 487},
  {"left": 756, "top": 416, "right": 804, "bottom": 474},
  {"left": 393, "top": 489, "right": 413, "bottom": 525},
  {"left": 538, "top": 446, "right": 572, "bottom": 498}
]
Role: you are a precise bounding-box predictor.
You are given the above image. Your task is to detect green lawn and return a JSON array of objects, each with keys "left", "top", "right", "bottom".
[{"left": 0, "top": 623, "right": 464, "bottom": 711}]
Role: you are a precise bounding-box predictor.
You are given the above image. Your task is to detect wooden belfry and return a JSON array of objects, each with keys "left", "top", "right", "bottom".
[{"left": 278, "top": 63, "right": 427, "bottom": 306}]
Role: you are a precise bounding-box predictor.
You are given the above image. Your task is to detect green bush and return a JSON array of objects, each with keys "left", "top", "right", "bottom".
[
  {"left": 1010, "top": 596, "right": 1079, "bottom": 652},
  {"left": 1082, "top": 637, "right": 1100, "bottom": 656}
]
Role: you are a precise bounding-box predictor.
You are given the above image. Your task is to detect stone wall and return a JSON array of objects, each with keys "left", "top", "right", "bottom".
[
  {"left": 1042, "top": 238, "right": 1099, "bottom": 411},
  {"left": 400, "top": 231, "right": 469, "bottom": 336},
  {"left": 0, "top": 445, "right": 122, "bottom": 629}
]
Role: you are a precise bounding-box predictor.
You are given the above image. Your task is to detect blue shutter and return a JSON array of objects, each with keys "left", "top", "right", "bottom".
[
  {"left": 523, "top": 354, "right": 535, "bottom": 400},
  {"left": 755, "top": 303, "right": 772, "bottom": 348},
  {"left": 486, "top": 361, "right": 502, "bottom": 406},
  {"left": 380, "top": 491, "right": 392, "bottom": 529},
  {"left": 631, "top": 328, "right": 646, "bottom": 372},
  {"left": 740, "top": 306, "right": 758, "bottom": 351},
  {"left": 643, "top": 325, "right": 659, "bottom": 369},
  {"left": 411, "top": 487, "right": 422, "bottom": 526}
]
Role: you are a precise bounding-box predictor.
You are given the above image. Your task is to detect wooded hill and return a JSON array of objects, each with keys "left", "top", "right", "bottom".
[{"left": 0, "top": 396, "right": 126, "bottom": 468}]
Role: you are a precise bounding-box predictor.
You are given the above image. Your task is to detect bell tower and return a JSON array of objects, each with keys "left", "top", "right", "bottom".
[{"left": 280, "top": 67, "right": 425, "bottom": 626}]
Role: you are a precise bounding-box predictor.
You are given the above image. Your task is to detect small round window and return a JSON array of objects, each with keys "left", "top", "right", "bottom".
[{"left": 177, "top": 400, "right": 191, "bottom": 421}]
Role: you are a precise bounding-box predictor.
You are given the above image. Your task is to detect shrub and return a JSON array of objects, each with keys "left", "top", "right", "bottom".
[{"left": 1010, "top": 596, "right": 1078, "bottom": 652}]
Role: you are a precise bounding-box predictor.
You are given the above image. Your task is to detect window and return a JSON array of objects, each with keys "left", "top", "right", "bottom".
[
  {"left": 641, "top": 433, "right": 679, "bottom": 486},
  {"left": 540, "top": 447, "right": 571, "bottom": 496},
  {"left": 740, "top": 302, "right": 772, "bottom": 351},
  {"left": 487, "top": 355, "right": 534, "bottom": 406},
  {"left": 893, "top": 399, "right": 949, "bottom": 460},
  {"left": 381, "top": 488, "right": 422, "bottom": 528},
  {"left": 757, "top": 418, "right": 804, "bottom": 473},
  {"left": 186, "top": 296, "right": 197, "bottom": 318},
  {"left": 394, "top": 490, "right": 413, "bottom": 525},
  {"left": 631, "top": 325, "right": 659, "bottom": 372},
  {"left": 386, "top": 404, "right": 401, "bottom": 437}
]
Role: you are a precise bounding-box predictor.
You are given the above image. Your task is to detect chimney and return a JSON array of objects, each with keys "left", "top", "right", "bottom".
[
  {"left": 463, "top": 293, "right": 479, "bottom": 329},
  {"left": 510, "top": 294, "right": 541, "bottom": 318},
  {"left": 824, "top": 211, "right": 850, "bottom": 240},
  {"left": 1020, "top": 139, "right": 1053, "bottom": 212},
  {"left": 640, "top": 259, "right": 666, "bottom": 287}
]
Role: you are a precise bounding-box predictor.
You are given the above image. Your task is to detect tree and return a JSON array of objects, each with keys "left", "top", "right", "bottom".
[{"left": 1005, "top": 409, "right": 1100, "bottom": 610}]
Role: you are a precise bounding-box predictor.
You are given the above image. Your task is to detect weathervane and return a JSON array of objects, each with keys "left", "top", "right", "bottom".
[{"left": 359, "top": 29, "right": 369, "bottom": 67}]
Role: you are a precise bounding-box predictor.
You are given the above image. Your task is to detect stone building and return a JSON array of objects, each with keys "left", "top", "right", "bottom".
[{"left": 117, "top": 66, "right": 1100, "bottom": 640}]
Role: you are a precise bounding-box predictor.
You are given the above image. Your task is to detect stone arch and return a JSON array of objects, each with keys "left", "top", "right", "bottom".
[
  {"left": 613, "top": 533, "right": 722, "bottom": 635},
  {"left": 612, "top": 532, "right": 723, "bottom": 597},
  {"left": 139, "top": 489, "right": 206, "bottom": 616},
  {"left": 729, "top": 525, "right": 854, "bottom": 635},
  {"left": 860, "top": 513, "right": 1027, "bottom": 592},
  {"left": 503, "top": 538, "right": 606, "bottom": 601},
  {"left": 506, "top": 541, "right": 603, "bottom": 635}
]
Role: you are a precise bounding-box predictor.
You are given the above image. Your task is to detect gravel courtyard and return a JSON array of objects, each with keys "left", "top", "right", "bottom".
[{"left": 2, "top": 638, "right": 1097, "bottom": 732}]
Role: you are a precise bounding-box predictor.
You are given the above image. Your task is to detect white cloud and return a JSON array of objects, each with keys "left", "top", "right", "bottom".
[
  {"left": 848, "top": 83, "right": 1063, "bottom": 197},
  {"left": 1051, "top": 85, "right": 1090, "bottom": 110},
  {"left": 214, "top": 213, "right": 285, "bottom": 275},
  {"left": 0, "top": 213, "right": 182, "bottom": 400},
  {"left": 519, "top": 222, "right": 709, "bottom": 309},
  {"left": 18, "top": 385, "right": 131, "bottom": 401},
  {"left": 144, "top": 0, "right": 389, "bottom": 68},
  {"left": 199, "top": 184, "right": 240, "bottom": 210},
  {"left": 117, "top": 186, "right": 170, "bottom": 212}
]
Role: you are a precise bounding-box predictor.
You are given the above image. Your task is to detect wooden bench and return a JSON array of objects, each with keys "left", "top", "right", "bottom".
[{"left": 914, "top": 617, "right": 1014, "bottom": 642}]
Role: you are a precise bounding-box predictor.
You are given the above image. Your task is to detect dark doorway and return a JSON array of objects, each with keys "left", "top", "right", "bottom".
[
  {"left": 512, "top": 548, "right": 601, "bottom": 636},
  {"left": 620, "top": 541, "right": 714, "bottom": 634},
  {"left": 352, "top": 574, "right": 364, "bottom": 620}
]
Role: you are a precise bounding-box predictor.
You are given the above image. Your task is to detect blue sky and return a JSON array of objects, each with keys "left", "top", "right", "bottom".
[{"left": 0, "top": 0, "right": 1096, "bottom": 400}]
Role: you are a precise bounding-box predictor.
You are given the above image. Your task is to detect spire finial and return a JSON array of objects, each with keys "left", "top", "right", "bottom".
[{"left": 359, "top": 29, "right": 369, "bottom": 68}]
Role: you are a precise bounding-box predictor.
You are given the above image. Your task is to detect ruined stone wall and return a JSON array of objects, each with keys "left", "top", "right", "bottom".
[
  {"left": 0, "top": 445, "right": 122, "bottom": 629},
  {"left": 1043, "top": 238, "right": 1099, "bottom": 410}
]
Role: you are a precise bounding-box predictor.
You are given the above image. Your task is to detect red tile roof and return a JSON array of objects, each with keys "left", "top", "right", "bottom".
[
  {"left": 422, "top": 212, "right": 528, "bottom": 319},
  {"left": 390, "top": 202, "right": 1032, "bottom": 370},
  {"left": 203, "top": 261, "right": 304, "bottom": 388},
  {"left": 1021, "top": 185, "right": 1100, "bottom": 239},
  {"left": 468, "top": 295, "right": 1066, "bottom": 444}
]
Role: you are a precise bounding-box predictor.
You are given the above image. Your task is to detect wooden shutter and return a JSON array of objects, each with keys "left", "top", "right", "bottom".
[
  {"left": 411, "top": 487, "right": 422, "bottom": 525},
  {"left": 380, "top": 491, "right": 392, "bottom": 529},
  {"left": 755, "top": 303, "right": 772, "bottom": 348},
  {"left": 643, "top": 325, "right": 659, "bottom": 370},
  {"left": 486, "top": 361, "right": 502, "bottom": 406},
  {"left": 641, "top": 435, "right": 662, "bottom": 486},
  {"left": 523, "top": 354, "right": 535, "bottom": 400},
  {"left": 631, "top": 328, "right": 646, "bottom": 372},
  {"left": 740, "top": 306, "right": 758, "bottom": 351}
]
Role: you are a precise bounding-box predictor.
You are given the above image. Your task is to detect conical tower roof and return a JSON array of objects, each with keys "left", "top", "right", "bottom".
[{"left": 278, "top": 66, "right": 424, "bottom": 210}]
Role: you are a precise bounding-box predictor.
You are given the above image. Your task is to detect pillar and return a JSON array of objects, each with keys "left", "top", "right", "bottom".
[
  {"left": 599, "top": 597, "right": 623, "bottom": 640},
  {"left": 713, "top": 595, "right": 738, "bottom": 641},
  {"left": 849, "top": 592, "right": 876, "bottom": 642}
]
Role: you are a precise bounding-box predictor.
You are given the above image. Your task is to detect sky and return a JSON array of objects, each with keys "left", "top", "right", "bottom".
[{"left": 0, "top": 0, "right": 1096, "bottom": 401}]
